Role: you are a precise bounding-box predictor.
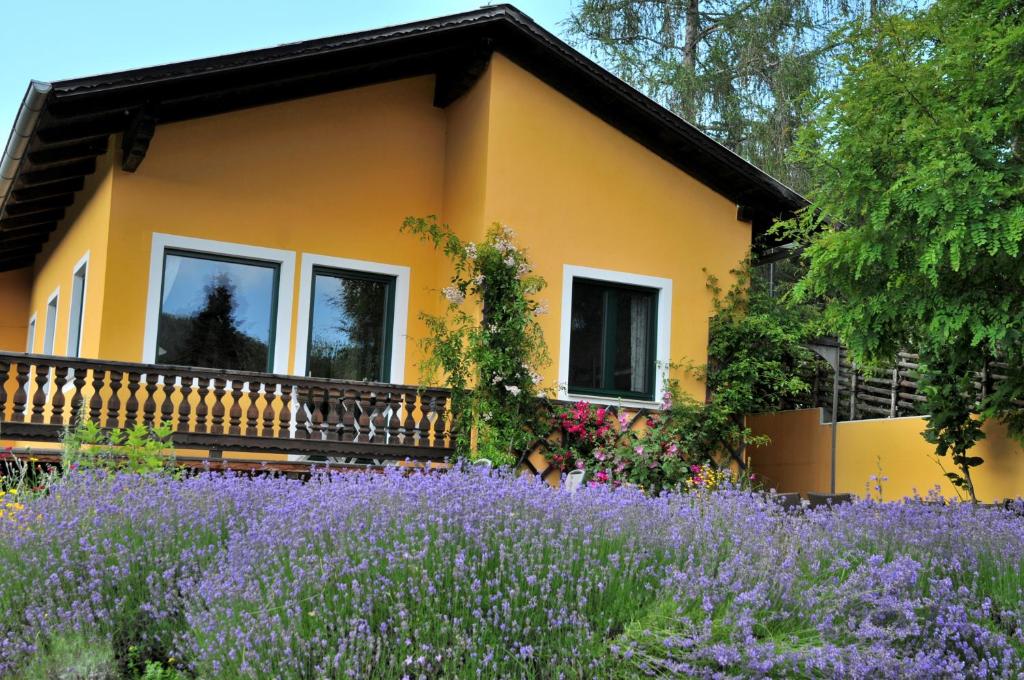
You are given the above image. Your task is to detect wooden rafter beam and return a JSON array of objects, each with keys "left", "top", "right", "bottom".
[
  {"left": 27, "top": 137, "right": 108, "bottom": 165},
  {"left": 121, "top": 106, "right": 158, "bottom": 173},
  {"left": 3, "top": 194, "right": 74, "bottom": 218},
  {"left": 0, "top": 256, "right": 36, "bottom": 271},
  {"left": 15, "top": 158, "right": 95, "bottom": 187},
  {"left": 0, "top": 225, "right": 57, "bottom": 244},
  {"left": 0, "top": 209, "right": 65, "bottom": 230},
  {"left": 0, "top": 243, "right": 43, "bottom": 260},
  {"left": 35, "top": 111, "right": 127, "bottom": 144},
  {"left": 11, "top": 177, "right": 84, "bottom": 202}
]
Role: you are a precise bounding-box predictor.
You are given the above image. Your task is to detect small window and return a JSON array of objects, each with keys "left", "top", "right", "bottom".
[
  {"left": 67, "top": 261, "right": 87, "bottom": 357},
  {"left": 156, "top": 250, "right": 279, "bottom": 371},
  {"left": 26, "top": 316, "right": 36, "bottom": 353},
  {"left": 568, "top": 279, "right": 658, "bottom": 400},
  {"left": 305, "top": 267, "right": 395, "bottom": 381},
  {"left": 43, "top": 294, "right": 59, "bottom": 355}
]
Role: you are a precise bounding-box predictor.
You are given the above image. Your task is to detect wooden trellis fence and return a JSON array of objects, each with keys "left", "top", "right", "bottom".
[{"left": 803, "top": 347, "right": 1016, "bottom": 422}]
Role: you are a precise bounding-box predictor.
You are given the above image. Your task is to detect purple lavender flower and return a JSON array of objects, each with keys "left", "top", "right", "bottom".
[{"left": 0, "top": 470, "right": 1021, "bottom": 678}]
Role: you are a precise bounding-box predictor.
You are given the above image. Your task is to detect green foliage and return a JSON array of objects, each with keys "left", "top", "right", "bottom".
[
  {"left": 401, "top": 216, "right": 550, "bottom": 466},
  {"left": 781, "top": 0, "right": 1024, "bottom": 499},
  {"left": 702, "top": 262, "right": 819, "bottom": 461},
  {"left": 920, "top": 348, "right": 987, "bottom": 503},
  {"left": 567, "top": 0, "right": 898, "bottom": 191},
  {"left": 139, "top": 661, "right": 184, "bottom": 680},
  {"left": 9, "top": 633, "right": 118, "bottom": 680},
  {"left": 62, "top": 413, "right": 176, "bottom": 475}
]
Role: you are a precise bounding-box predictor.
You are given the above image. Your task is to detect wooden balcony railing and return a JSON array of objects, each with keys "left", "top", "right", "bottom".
[{"left": 0, "top": 352, "right": 454, "bottom": 463}]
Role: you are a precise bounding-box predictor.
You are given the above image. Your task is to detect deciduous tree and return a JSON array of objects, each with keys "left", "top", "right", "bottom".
[{"left": 783, "top": 0, "right": 1024, "bottom": 501}]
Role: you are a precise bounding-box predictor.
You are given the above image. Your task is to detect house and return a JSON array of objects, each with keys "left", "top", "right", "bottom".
[{"left": 0, "top": 5, "right": 804, "bottom": 466}]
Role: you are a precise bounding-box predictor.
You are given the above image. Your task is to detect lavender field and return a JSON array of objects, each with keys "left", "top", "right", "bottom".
[{"left": 1, "top": 470, "right": 1023, "bottom": 679}]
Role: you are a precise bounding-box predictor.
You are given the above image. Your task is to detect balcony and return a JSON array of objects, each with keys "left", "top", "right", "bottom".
[{"left": 0, "top": 352, "right": 455, "bottom": 465}]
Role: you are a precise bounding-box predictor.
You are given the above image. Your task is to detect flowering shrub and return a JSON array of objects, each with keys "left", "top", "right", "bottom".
[
  {"left": 549, "top": 390, "right": 742, "bottom": 494},
  {"left": 550, "top": 400, "right": 615, "bottom": 471},
  {"left": 683, "top": 462, "right": 732, "bottom": 491},
  {"left": 402, "top": 217, "right": 549, "bottom": 466},
  {"left": 1, "top": 472, "right": 1022, "bottom": 678}
]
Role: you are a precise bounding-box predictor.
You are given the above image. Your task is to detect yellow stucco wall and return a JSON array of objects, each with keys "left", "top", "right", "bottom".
[
  {"left": 7, "top": 56, "right": 752, "bottom": 422},
  {"left": 23, "top": 153, "right": 112, "bottom": 359},
  {"left": 480, "top": 54, "right": 750, "bottom": 399},
  {"left": 441, "top": 64, "right": 492, "bottom": 247},
  {"left": 0, "top": 267, "right": 32, "bottom": 351},
  {"left": 749, "top": 409, "right": 1024, "bottom": 502},
  {"left": 101, "top": 76, "right": 448, "bottom": 377}
]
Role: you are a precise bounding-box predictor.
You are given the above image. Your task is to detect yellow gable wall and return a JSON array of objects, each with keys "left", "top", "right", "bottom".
[
  {"left": 100, "top": 76, "right": 449, "bottom": 378},
  {"left": 441, "top": 64, "right": 492, "bottom": 244},
  {"left": 23, "top": 155, "right": 113, "bottom": 359},
  {"left": 480, "top": 54, "right": 750, "bottom": 398}
]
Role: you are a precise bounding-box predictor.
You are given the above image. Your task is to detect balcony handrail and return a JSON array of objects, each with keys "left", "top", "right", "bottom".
[
  {"left": 0, "top": 352, "right": 455, "bottom": 462},
  {"left": 0, "top": 351, "right": 451, "bottom": 398}
]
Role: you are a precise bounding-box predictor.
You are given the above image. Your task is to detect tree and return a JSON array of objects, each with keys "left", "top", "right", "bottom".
[
  {"left": 566, "top": 0, "right": 890, "bottom": 191},
  {"left": 701, "top": 262, "right": 819, "bottom": 466},
  {"left": 783, "top": 0, "right": 1024, "bottom": 501}
]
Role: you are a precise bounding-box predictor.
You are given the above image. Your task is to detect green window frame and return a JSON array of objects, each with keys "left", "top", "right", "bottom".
[
  {"left": 156, "top": 248, "right": 281, "bottom": 372},
  {"left": 567, "top": 278, "right": 659, "bottom": 401},
  {"left": 305, "top": 266, "right": 396, "bottom": 382}
]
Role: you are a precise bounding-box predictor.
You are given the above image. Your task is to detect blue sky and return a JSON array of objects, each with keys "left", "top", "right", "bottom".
[{"left": 0, "top": 1, "right": 575, "bottom": 141}]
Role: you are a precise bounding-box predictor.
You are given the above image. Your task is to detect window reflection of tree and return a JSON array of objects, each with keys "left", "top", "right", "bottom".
[
  {"left": 308, "top": 276, "right": 387, "bottom": 381},
  {"left": 158, "top": 274, "right": 269, "bottom": 371}
]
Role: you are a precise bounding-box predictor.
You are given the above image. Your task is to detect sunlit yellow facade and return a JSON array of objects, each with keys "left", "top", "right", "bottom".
[{"left": 3, "top": 57, "right": 751, "bottom": 406}]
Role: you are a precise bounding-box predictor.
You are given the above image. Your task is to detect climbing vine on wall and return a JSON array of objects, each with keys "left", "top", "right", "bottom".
[{"left": 402, "top": 217, "right": 550, "bottom": 466}]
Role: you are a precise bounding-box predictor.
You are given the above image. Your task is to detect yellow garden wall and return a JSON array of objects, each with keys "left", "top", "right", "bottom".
[{"left": 749, "top": 409, "right": 1024, "bottom": 502}]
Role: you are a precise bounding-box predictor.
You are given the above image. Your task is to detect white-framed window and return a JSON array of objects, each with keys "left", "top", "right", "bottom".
[
  {"left": 143, "top": 233, "right": 295, "bottom": 373},
  {"left": 294, "top": 253, "right": 410, "bottom": 383},
  {"left": 43, "top": 288, "right": 60, "bottom": 355},
  {"left": 26, "top": 314, "right": 36, "bottom": 353},
  {"left": 558, "top": 265, "right": 672, "bottom": 407},
  {"left": 66, "top": 252, "right": 89, "bottom": 358}
]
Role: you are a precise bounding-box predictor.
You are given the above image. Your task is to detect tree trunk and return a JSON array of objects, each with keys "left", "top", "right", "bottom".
[
  {"left": 684, "top": 0, "right": 699, "bottom": 72},
  {"left": 682, "top": 0, "right": 700, "bottom": 120}
]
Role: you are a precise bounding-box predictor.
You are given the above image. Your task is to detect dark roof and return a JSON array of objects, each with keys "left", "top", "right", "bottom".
[{"left": 0, "top": 4, "right": 807, "bottom": 272}]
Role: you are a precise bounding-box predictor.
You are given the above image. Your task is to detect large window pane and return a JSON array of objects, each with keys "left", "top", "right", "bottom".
[
  {"left": 156, "top": 251, "right": 278, "bottom": 371},
  {"left": 307, "top": 268, "right": 394, "bottom": 381},
  {"left": 43, "top": 296, "right": 58, "bottom": 355},
  {"left": 567, "top": 279, "right": 657, "bottom": 400},
  {"left": 67, "top": 262, "right": 87, "bottom": 357},
  {"left": 568, "top": 281, "right": 606, "bottom": 391}
]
